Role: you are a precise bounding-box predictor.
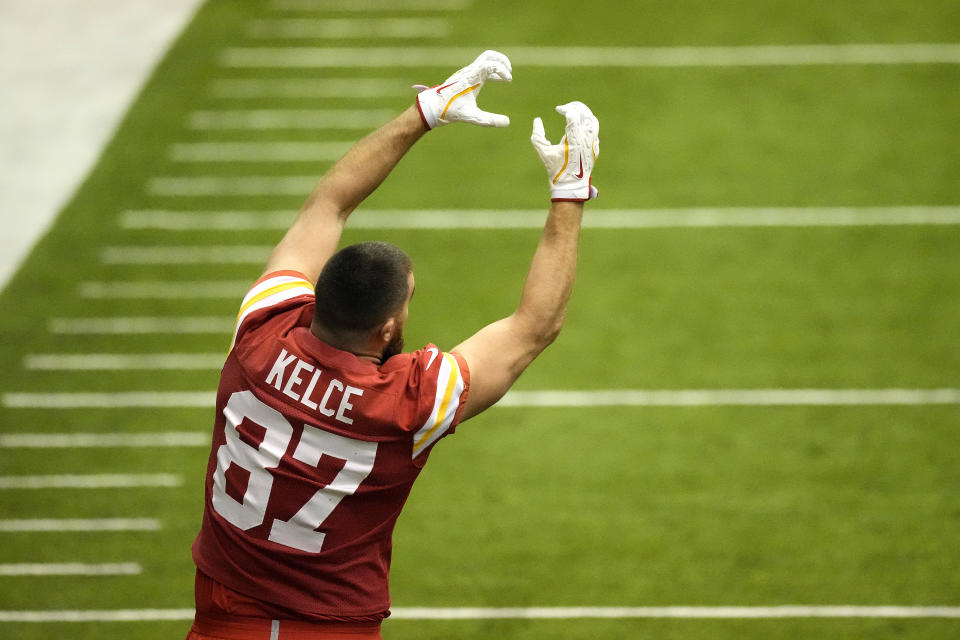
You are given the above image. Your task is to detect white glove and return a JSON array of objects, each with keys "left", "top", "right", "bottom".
[
  {"left": 414, "top": 50, "right": 512, "bottom": 129},
  {"left": 531, "top": 101, "right": 600, "bottom": 202}
]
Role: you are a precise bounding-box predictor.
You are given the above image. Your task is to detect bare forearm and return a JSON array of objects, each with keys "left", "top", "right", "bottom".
[
  {"left": 451, "top": 201, "right": 583, "bottom": 421},
  {"left": 514, "top": 201, "right": 584, "bottom": 345},
  {"left": 303, "top": 105, "right": 428, "bottom": 218},
  {"left": 265, "top": 106, "right": 427, "bottom": 281}
]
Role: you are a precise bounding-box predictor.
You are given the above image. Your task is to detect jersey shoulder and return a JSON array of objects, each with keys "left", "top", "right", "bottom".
[
  {"left": 231, "top": 270, "right": 315, "bottom": 350},
  {"left": 383, "top": 345, "right": 470, "bottom": 460}
]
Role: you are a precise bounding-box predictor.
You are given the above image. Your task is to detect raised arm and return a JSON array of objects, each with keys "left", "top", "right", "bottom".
[
  {"left": 263, "top": 107, "right": 426, "bottom": 284},
  {"left": 264, "top": 50, "right": 512, "bottom": 284},
  {"left": 453, "top": 102, "right": 600, "bottom": 421}
]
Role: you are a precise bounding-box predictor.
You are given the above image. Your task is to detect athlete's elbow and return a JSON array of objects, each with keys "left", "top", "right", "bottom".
[
  {"left": 545, "top": 317, "right": 567, "bottom": 346},
  {"left": 511, "top": 306, "right": 567, "bottom": 355},
  {"left": 528, "top": 314, "right": 566, "bottom": 352}
]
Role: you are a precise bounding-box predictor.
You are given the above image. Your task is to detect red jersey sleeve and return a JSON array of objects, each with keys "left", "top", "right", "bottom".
[
  {"left": 388, "top": 345, "right": 470, "bottom": 464},
  {"left": 230, "top": 270, "right": 315, "bottom": 350}
]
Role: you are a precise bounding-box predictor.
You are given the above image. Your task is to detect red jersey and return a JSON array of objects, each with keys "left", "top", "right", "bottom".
[{"left": 192, "top": 271, "right": 470, "bottom": 622}]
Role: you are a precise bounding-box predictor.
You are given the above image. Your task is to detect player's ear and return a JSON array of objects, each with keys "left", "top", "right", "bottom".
[{"left": 378, "top": 317, "right": 397, "bottom": 345}]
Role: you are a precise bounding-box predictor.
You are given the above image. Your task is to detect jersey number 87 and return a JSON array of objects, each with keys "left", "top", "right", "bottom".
[{"left": 211, "top": 390, "right": 378, "bottom": 553}]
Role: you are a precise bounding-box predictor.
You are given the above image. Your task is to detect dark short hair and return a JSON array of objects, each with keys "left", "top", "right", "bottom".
[{"left": 313, "top": 241, "right": 412, "bottom": 333}]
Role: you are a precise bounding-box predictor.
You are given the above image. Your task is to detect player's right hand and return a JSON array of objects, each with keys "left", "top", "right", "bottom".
[
  {"left": 531, "top": 101, "right": 600, "bottom": 202},
  {"left": 413, "top": 50, "right": 512, "bottom": 129}
]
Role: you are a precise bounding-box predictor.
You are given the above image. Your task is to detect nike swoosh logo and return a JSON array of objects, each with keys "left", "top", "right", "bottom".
[
  {"left": 436, "top": 82, "right": 455, "bottom": 94},
  {"left": 575, "top": 153, "right": 585, "bottom": 179},
  {"left": 425, "top": 347, "right": 440, "bottom": 370}
]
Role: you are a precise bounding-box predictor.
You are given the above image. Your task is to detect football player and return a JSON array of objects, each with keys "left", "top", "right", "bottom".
[{"left": 187, "top": 50, "right": 599, "bottom": 640}]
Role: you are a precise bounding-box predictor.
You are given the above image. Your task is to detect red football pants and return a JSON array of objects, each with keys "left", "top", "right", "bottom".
[
  {"left": 187, "top": 570, "right": 383, "bottom": 640},
  {"left": 186, "top": 615, "right": 383, "bottom": 640}
]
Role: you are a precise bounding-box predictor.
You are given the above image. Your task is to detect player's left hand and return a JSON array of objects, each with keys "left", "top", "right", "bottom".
[
  {"left": 413, "top": 50, "right": 512, "bottom": 129},
  {"left": 531, "top": 101, "right": 600, "bottom": 201}
]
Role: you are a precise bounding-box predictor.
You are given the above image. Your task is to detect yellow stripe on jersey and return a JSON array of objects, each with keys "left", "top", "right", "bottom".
[
  {"left": 230, "top": 277, "right": 313, "bottom": 350},
  {"left": 413, "top": 353, "right": 462, "bottom": 456},
  {"left": 432, "top": 354, "right": 460, "bottom": 434},
  {"left": 235, "top": 280, "right": 312, "bottom": 325}
]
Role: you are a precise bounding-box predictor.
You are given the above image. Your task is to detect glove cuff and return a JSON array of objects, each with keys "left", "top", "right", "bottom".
[
  {"left": 415, "top": 94, "right": 434, "bottom": 130},
  {"left": 415, "top": 91, "right": 447, "bottom": 130},
  {"left": 550, "top": 177, "right": 594, "bottom": 202}
]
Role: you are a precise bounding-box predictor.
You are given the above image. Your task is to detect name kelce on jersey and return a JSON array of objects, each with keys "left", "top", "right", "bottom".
[{"left": 264, "top": 348, "right": 363, "bottom": 425}]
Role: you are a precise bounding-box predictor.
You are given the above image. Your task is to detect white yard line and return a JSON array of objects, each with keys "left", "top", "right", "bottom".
[
  {"left": 209, "top": 78, "right": 408, "bottom": 98},
  {"left": 347, "top": 206, "right": 960, "bottom": 228},
  {"left": 3, "top": 392, "right": 215, "bottom": 409},
  {"left": 78, "top": 280, "right": 249, "bottom": 299},
  {"left": 0, "top": 563, "right": 142, "bottom": 576},
  {"left": 121, "top": 210, "right": 293, "bottom": 229},
  {"left": 500, "top": 389, "right": 960, "bottom": 407},
  {"left": 391, "top": 606, "right": 960, "bottom": 620},
  {"left": 271, "top": 0, "right": 473, "bottom": 11},
  {"left": 220, "top": 44, "right": 960, "bottom": 68},
  {"left": 248, "top": 18, "right": 450, "bottom": 39},
  {"left": 148, "top": 176, "right": 317, "bottom": 196},
  {"left": 49, "top": 316, "right": 232, "bottom": 334},
  {"left": 169, "top": 141, "right": 351, "bottom": 162},
  {"left": 1, "top": 606, "right": 958, "bottom": 622},
  {"left": 0, "top": 474, "right": 181, "bottom": 489},
  {"left": 188, "top": 109, "right": 393, "bottom": 130},
  {"left": 119, "top": 207, "right": 960, "bottom": 230},
  {"left": 0, "top": 519, "right": 160, "bottom": 532},
  {"left": 24, "top": 353, "right": 225, "bottom": 371},
  {"left": 0, "top": 609, "right": 195, "bottom": 622},
  {"left": 4, "top": 389, "right": 959, "bottom": 410},
  {"left": 101, "top": 245, "right": 272, "bottom": 264},
  {"left": 0, "top": 432, "right": 208, "bottom": 448}
]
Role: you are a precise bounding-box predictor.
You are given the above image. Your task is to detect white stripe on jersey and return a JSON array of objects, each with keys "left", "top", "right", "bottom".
[
  {"left": 230, "top": 274, "right": 314, "bottom": 349},
  {"left": 412, "top": 352, "right": 465, "bottom": 458}
]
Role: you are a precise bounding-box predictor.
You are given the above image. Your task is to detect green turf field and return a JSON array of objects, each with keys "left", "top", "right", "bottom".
[{"left": 1, "top": 0, "right": 959, "bottom": 638}]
